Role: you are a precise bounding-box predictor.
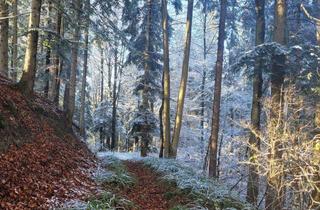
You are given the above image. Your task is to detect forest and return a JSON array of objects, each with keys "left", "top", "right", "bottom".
[{"left": 0, "top": 0, "right": 319, "bottom": 209}]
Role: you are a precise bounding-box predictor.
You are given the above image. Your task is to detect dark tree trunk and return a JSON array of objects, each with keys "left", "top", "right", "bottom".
[
  {"left": 265, "top": 1, "right": 287, "bottom": 209},
  {"left": 111, "top": 43, "right": 118, "bottom": 150},
  {"left": 66, "top": 0, "right": 81, "bottom": 128},
  {"left": 208, "top": 0, "right": 227, "bottom": 178},
  {"left": 200, "top": 0, "right": 208, "bottom": 154},
  {"left": 246, "top": 0, "right": 265, "bottom": 205},
  {"left": 44, "top": 1, "right": 53, "bottom": 98},
  {"left": 80, "top": 0, "right": 90, "bottom": 138}
]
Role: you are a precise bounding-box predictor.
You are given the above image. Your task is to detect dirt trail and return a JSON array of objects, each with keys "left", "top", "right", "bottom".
[{"left": 121, "top": 161, "right": 188, "bottom": 210}]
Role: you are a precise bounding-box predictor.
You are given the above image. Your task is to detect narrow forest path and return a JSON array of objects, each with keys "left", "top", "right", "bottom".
[{"left": 117, "top": 161, "right": 191, "bottom": 210}]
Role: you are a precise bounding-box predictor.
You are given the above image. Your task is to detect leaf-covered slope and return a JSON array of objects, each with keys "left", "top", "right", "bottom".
[{"left": 0, "top": 76, "right": 97, "bottom": 209}]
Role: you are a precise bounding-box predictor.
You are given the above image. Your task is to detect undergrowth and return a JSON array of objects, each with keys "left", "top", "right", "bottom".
[
  {"left": 100, "top": 155, "right": 135, "bottom": 189},
  {"left": 87, "top": 191, "right": 135, "bottom": 210},
  {"left": 143, "top": 158, "right": 252, "bottom": 210}
]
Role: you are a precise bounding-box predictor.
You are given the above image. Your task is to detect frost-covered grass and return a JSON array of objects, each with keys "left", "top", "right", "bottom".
[
  {"left": 87, "top": 191, "right": 135, "bottom": 210},
  {"left": 143, "top": 157, "right": 253, "bottom": 210},
  {"left": 99, "top": 155, "right": 135, "bottom": 189}
]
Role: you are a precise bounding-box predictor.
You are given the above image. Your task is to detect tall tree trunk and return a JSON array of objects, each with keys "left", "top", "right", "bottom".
[
  {"left": 111, "top": 42, "right": 118, "bottom": 150},
  {"left": 170, "top": 0, "right": 194, "bottom": 158},
  {"left": 99, "top": 44, "right": 104, "bottom": 145},
  {"left": 44, "top": 1, "right": 53, "bottom": 98},
  {"left": 54, "top": 16, "right": 64, "bottom": 106},
  {"left": 207, "top": 0, "right": 227, "bottom": 178},
  {"left": 18, "top": 0, "right": 42, "bottom": 95},
  {"left": 66, "top": 0, "right": 81, "bottom": 128},
  {"left": 201, "top": 0, "right": 208, "bottom": 154},
  {"left": 11, "top": 0, "right": 18, "bottom": 81},
  {"left": 108, "top": 57, "right": 112, "bottom": 98},
  {"left": 140, "top": 0, "right": 153, "bottom": 157},
  {"left": 301, "top": 1, "right": 320, "bottom": 207},
  {"left": 0, "top": 0, "right": 9, "bottom": 77},
  {"left": 161, "top": 0, "right": 171, "bottom": 158},
  {"left": 265, "top": 1, "right": 287, "bottom": 209},
  {"left": 49, "top": 0, "right": 62, "bottom": 102},
  {"left": 246, "top": 0, "right": 265, "bottom": 205},
  {"left": 80, "top": 0, "right": 90, "bottom": 138},
  {"left": 100, "top": 46, "right": 104, "bottom": 101}
]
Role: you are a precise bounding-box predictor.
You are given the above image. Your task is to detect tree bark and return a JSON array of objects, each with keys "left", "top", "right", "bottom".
[
  {"left": 66, "top": 0, "right": 81, "bottom": 128},
  {"left": 49, "top": 0, "right": 62, "bottom": 102},
  {"left": 55, "top": 16, "right": 64, "bottom": 106},
  {"left": 80, "top": 0, "right": 90, "bottom": 138},
  {"left": 265, "top": 1, "right": 287, "bottom": 209},
  {"left": 18, "top": 0, "right": 42, "bottom": 95},
  {"left": 11, "top": 0, "right": 18, "bottom": 81},
  {"left": 207, "top": 0, "right": 227, "bottom": 178},
  {"left": 111, "top": 42, "right": 118, "bottom": 150},
  {"left": 246, "top": 0, "right": 265, "bottom": 205},
  {"left": 0, "top": 0, "right": 9, "bottom": 77},
  {"left": 161, "top": 0, "right": 171, "bottom": 158},
  {"left": 201, "top": 0, "right": 208, "bottom": 154},
  {"left": 100, "top": 45, "right": 104, "bottom": 102},
  {"left": 140, "top": 0, "right": 153, "bottom": 157},
  {"left": 44, "top": 1, "right": 53, "bottom": 98},
  {"left": 170, "top": 0, "right": 194, "bottom": 158}
]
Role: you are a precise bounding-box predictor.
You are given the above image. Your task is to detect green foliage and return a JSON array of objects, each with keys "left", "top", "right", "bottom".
[{"left": 87, "top": 191, "right": 135, "bottom": 210}]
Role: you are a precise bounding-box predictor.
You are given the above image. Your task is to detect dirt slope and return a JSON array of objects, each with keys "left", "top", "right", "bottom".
[{"left": 0, "top": 76, "right": 97, "bottom": 209}]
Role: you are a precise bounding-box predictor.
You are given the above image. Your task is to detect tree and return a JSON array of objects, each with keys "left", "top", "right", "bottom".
[
  {"left": 300, "top": 2, "right": 320, "bottom": 207},
  {"left": 111, "top": 41, "right": 118, "bottom": 150},
  {"left": 66, "top": 0, "right": 82, "bottom": 128},
  {"left": 18, "top": 0, "right": 42, "bottom": 95},
  {"left": 44, "top": 1, "right": 53, "bottom": 98},
  {"left": 207, "top": 0, "right": 227, "bottom": 178},
  {"left": 80, "top": 0, "right": 90, "bottom": 138},
  {"left": 122, "top": 0, "right": 162, "bottom": 157},
  {"left": 11, "top": 0, "right": 18, "bottom": 81},
  {"left": 49, "top": 0, "right": 63, "bottom": 102},
  {"left": 171, "top": 0, "right": 194, "bottom": 158},
  {"left": 265, "top": 0, "right": 287, "bottom": 209},
  {"left": 246, "top": 0, "right": 265, "bottom": 205},
  {"left": 0, "top": 0, "right": 9, "bottom": 77},
  {"left": 161, "top": 0, "right": 171, "bottom": 158}
]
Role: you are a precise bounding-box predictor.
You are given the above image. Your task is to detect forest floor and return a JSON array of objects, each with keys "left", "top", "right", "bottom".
[{"left": 119, "top": 161, "right": 191, "bottom": 209}]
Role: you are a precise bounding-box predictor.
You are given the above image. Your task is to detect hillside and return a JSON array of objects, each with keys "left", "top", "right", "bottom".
[{"left": 0, "top": 76, "right": 97, "bottom": 209}]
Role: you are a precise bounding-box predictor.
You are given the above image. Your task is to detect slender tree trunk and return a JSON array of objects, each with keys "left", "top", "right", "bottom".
[
  {"left": 80, "top": 0, "right": 90, "bottom": 138},
  {"left": 55, "top": 16, "right": 64, "bottom": 106},
  {"left": 111, "top": 42, "right": 118, "bottom": 150},
  {"left": 161, "top": 0, "right": 171, "bottom": 158},
  {"left": 201, "top": 0, "right": 208, "bottom": 154},
  {"left": 265, "top": 1, "right": 287, "bottom": 209},
  {"left": 100, "top": 46, "right": 104, "bottom": 101},
  {"left": 66, "top": 0, "right": 81, "bottom": 128},
  {"left": 0, "top": 0, "right": 9, "bottom": 77},
  {"left": 44, "top": 2, "right": 53, "bottom": 97},
  {"left": 140, "top": 0, "right": 153, "bottom": 157},
  {"left": 11, "top": 0, "right": 18, "bottom": 81},
  {"left": 246, "top": 0, "right": 265, "bottom": 205},
  {"left": 49, "top": 0, "right": 62, "bottom": 101},
  {"left": 207, "top": 0, "right": 227, "bottom": 178},
  {"left": 108, "top": 57, "right": 112, "bottom": 98},
  {"left": 170, "top": 0, "right": 194, "bottom": 158},
  {"left": 18, "top": 0, "right": 42, "bottom": 95}
]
